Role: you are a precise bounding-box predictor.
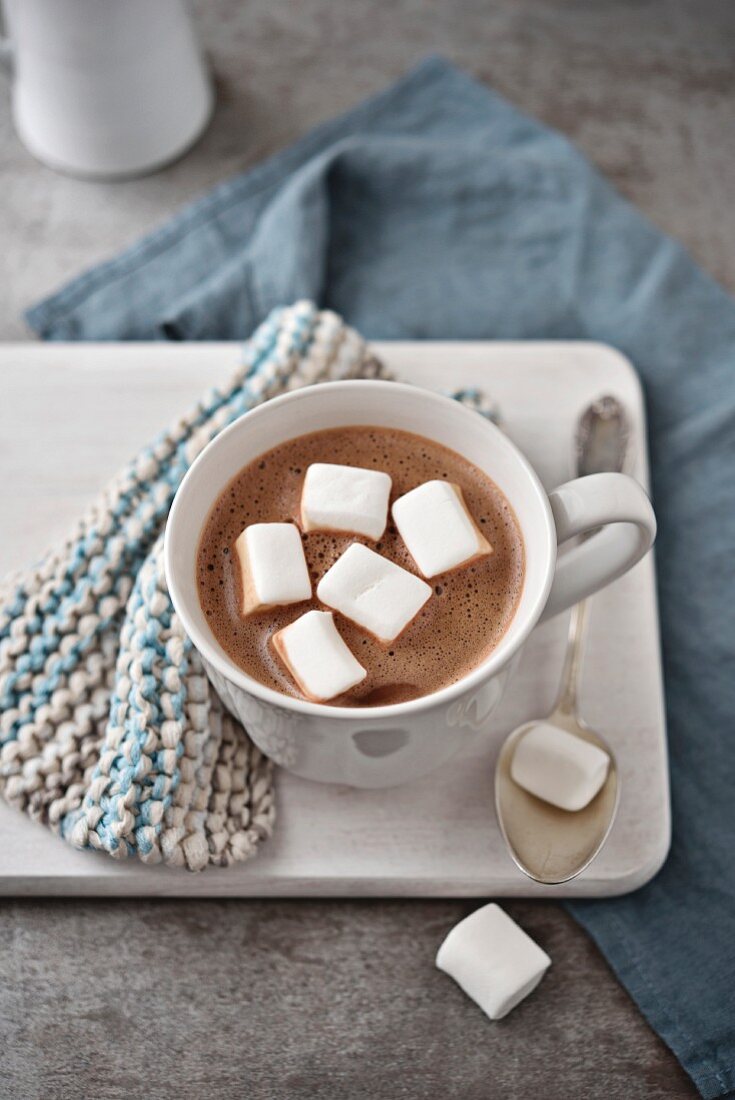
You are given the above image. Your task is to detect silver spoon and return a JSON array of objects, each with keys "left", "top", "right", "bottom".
[{"left": 495, "top": 395, "right": 631, "bottom": 885}]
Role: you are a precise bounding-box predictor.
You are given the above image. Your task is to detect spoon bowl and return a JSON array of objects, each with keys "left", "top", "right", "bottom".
[{"left": 495, "top": 714, "right": 619, "bottom": 885}]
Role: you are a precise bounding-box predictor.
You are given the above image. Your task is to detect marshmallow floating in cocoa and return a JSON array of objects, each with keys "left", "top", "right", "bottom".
[
  {"left": 392, "top": 480, "right": 492, "bottom": 578},
  {"left": 234, "top": 522, "right": 311, "bottom": 616},
  {"left": 272, "top": 610, "right": 367, "bottom": 702},
  {"left": 301, "top": 463, "right": 392, "bottom": 540},
  {"left": 436, "top": 903, "right": 551, "bottom": 1020},
  {"left": 317, "top": 542, "right": 431, "bottom": 643},
  {"left": 510, "top": 723, "right": 611, "bottom": 811}
]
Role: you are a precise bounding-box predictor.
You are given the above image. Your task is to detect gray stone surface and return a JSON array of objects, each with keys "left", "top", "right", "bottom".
[
  {"left": 0, "top": 900, "right": 694, "bottom": 1100},
  {"left": 2, "top": 0, "right": 733, "bottom": 1095}
]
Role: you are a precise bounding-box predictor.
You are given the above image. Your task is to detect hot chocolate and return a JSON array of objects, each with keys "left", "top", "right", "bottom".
[{"left": 196, "top": 426, "right": 525, "bottom": 707}]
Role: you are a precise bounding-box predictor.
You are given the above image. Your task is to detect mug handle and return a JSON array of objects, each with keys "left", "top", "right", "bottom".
[{"left": 539, "top": 472, "right": 656, "bottom": 623}]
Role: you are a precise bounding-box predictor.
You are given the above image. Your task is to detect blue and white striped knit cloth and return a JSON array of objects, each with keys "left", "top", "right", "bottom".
[{"left": 0, "top": 302, "right": 494, "bottom": 871}]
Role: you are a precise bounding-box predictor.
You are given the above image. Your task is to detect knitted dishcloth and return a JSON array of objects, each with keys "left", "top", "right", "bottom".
[{"left": 0, "top": 302, "right": 495, "bottom": 872}]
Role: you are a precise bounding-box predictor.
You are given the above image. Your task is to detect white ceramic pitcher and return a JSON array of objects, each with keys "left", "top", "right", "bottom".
[{"left": 0, "top": 0, "right": 213, "bottom": 178}]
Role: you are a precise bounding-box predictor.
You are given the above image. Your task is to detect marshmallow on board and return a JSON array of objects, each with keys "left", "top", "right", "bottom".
[
  {"left": 436, "top": 903, "right": 551, "bottom": 1020},
  {"left": 272, "top": 610, "right": 367, "bottom": 703},
  {"left": 317, "top": 543, "right": 432, "bottom": 644},
  {"left": 234, "top": 522, "right": 311, "bottom": 616},
  {"left": 510, "top": 723, "right": 611, "bottom": 812},
  {"left": 392, "top": 480, "right": 492, "bottom": 578},
  {"left": 301, "top": 463, "right": 392, "bottom": 540}
]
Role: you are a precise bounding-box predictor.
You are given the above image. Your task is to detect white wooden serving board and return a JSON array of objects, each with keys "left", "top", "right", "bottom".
[{"left": 0, "top": 341, "right": 669, "bottom": 897}]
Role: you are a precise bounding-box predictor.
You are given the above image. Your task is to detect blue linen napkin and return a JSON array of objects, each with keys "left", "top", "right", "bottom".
[{"left": 26, "top": 58, "right": 735, "bottom": 1098}]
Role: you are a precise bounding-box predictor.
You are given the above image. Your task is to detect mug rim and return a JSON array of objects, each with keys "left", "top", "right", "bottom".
[{"left": 164, "top": 380, "right": 557, "bottom": 721}]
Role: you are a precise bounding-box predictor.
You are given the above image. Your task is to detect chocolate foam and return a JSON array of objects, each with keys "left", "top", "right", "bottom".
[{"left": 196, "top": 426, "right": 525, "bottom": 707}]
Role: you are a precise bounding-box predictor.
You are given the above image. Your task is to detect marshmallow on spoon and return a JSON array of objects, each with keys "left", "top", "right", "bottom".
[
  {"left": 272, "top": 610, "right": 367, "bottom": 703},
  {"left": 301, "top": 463, "right": 392, "bottom": 540},
  {"left": 234, "top": 522, "right": 311, "bottom": 616},
  {"left": 510, "top": 723, "right": 611, "bottom": 811},
  {"left": 317, "top": 543, "right": 432, "bottom": 643},
  {"left": 392, "top": 480, "right": 492, "bottom": 578},
  {"left": 436, "top": 903, "right": 551, "bottom": 1021}
]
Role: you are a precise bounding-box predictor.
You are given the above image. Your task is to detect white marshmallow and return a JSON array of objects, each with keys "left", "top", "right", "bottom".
[
  {"left": 392, "top": 480, "right": 492, "bottom": 578},
  {"left": 272, "top": 610, "right": 366, "bottom": 703},
  {"left": 234, "top": 522, "right": 311, "bottom": 616},
  {"left": 510, "top": 723, "right": 611, "bottom": 812},
  {"left": 436, "top": 903, "right": 551, "bottom": 1020},
  {"left": 301, "top": 463, "right": 392, "bottom": 540},
  {"left": 317, "top": 543, "right": 431, "bottom": 643}
]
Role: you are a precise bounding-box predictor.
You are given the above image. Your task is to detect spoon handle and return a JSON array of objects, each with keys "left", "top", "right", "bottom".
[
  {"left": 552, "top": 596, "right": 589, "bottom": 717},
  {"left": 552, "top": 394, "right": 631, "bottom": 720}
]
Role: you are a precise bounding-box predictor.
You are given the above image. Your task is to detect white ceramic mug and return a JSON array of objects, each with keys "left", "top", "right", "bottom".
[
  {"left": 0, "top": 0, "right": 213, "bottom": 178},
  {"left": 165, "top": 381, "right": 656, "bottom": 789}
]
